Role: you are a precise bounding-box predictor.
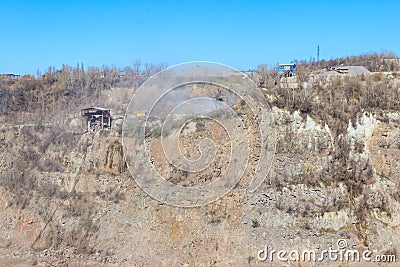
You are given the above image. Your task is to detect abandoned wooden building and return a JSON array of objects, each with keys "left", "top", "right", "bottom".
[
  {"left": 278, "top": 63, "right": 297, "bottom": 77},
  {"left": 0, "top": 73, "right": 20, "bottom": 80},
  {"left": 81, "top": 107, "right": 112, "bottom": 132}
]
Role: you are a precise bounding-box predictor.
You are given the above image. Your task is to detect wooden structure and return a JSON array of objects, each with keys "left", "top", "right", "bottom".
[
  {"left": 278, "top": 63, "right": 296, "bottom": 77},
  {"left": 325, "top": 66, "right": 349, "bottom": 74},
  {"left": 0, "top": 73, "right": 20, "bottom": 80},
  {"left": 81, "top": 107, "right": 112, "bottom": 132}
]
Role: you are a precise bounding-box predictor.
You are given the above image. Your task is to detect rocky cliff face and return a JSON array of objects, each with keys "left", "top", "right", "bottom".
[{"left": 1, "top": 87, "right": 400, "bottom": 266}]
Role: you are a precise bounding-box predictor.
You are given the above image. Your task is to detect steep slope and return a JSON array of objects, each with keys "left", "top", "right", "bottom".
[{"left": 1, "top": 69, "right": 400, "bottom": 266}]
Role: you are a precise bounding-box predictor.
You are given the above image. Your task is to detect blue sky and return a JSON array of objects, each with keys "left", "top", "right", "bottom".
[{"left": 0, "top": 0, "right": 398, "bottom": 74}]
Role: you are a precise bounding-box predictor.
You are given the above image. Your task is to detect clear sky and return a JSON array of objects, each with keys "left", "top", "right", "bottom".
[{"left": 0, "top": 0, "right": 398, "bottom": 75}]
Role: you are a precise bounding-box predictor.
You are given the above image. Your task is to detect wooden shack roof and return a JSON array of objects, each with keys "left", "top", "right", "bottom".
[
  {"left": 81, "top": 107, "right": 111, "bottom": 117},
  {"left": 81, "top": 107, "right": 110, "bottom": 112}
]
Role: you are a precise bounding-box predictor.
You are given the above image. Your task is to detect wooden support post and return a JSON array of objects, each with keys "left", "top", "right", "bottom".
[{"left": 101, "top": 112, "right": 104, "bottom": 129}]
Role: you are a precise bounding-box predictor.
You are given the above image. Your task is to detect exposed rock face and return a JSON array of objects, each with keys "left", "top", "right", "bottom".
[{"left": 1, "top": 100, "right": 400, "bottom": 266}]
